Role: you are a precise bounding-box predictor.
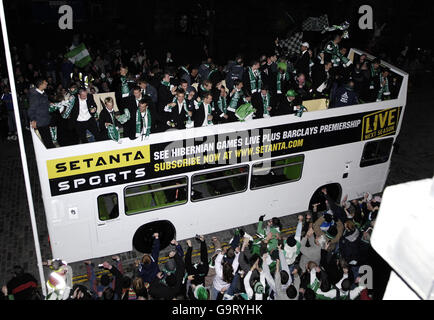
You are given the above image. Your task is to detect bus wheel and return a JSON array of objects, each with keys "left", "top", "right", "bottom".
[
  {"left": 308, "top": 183, "right": 342, "bottom": 213},
  {"left": 132, "top": 220, "right": 176, "bottom": 254}
]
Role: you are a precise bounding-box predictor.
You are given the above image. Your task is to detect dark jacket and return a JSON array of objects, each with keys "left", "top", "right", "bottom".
[
  {"left": 198, "top": 63, "right": 211, "bottom": 83},
  {"left": 28, "top": 88, "right": 51, "bottom": 127},
  {"left": 270, "top": 71, "right": 291, "bottom": 96},
  {"left": 107, "top": 265, "right": 124, "bottom": 300},
  {"left": 185, "top": 241, "right": 209, "bottom": 286},
  {"left": 98, "top": 108, "right": 122, "bottom": 141},
  {"left": 273, "top": 96, "right": 299, "bottom": 116},
  {"left": 331, "top": 85, "right": 359, "bottom": 108},
  {"left": 295, "top": 50, "right": 311, "bottom": 78},
  {"left": 193, "top": 101, "right": 217, "bottom": 127},
  {"left": 178, "top": 67, "right": 191, "bottom": 86},
  {"left": 164, "top": 99, "right": 190, "bottom": 129},
  {"left": 138, "top": 238, "right": 160, "bottom": 284},
  {"left": 125, "top": 104, "right": 160, "bottom": 139},
  {"left": 70, "top": 93, "right": 98, "bottom": 121},
  {"left": 225, "top": 63, "right": 244, "bottom": 90},
  {"left": 255, "top": 93, "right": 275, "bottom": 119},
  {"left": 157, "top": 84, "right": 174, "bottom": 114},
  {"left": 7, "top": 273, "right": 39, "bottom": 300},
  {"left": 141, "top": 84, "right": 158, "bottom": 104},
  {"left": 242, "top": 67, "right": 262, "bottom": 96},
  {"left": 148, "top": 253, "right": 185, "bottom": 300},
  {"left": 311, "top": 64, "right": 332, "bottom": 94}
]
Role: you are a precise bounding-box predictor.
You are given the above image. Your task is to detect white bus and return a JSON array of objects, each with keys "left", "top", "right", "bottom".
[{"left": 31, "top": 49, "right": 408, "bottom": 263}]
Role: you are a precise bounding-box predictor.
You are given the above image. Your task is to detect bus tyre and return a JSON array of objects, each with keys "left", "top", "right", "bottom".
[{"left": 132, "top": 220, "right": 176, "bottom": 253}]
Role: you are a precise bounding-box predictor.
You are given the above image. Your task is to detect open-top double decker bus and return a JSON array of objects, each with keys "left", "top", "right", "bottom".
[{"left": 31, "top": 49, "right": 408, "bottom": 262}]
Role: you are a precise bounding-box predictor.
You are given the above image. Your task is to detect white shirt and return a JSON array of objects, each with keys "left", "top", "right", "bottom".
[
  {"left": 36, "top": 88, "right": 44, "bottom": 95},
  {"left": 201, "top": 103, "right": 212, "bottom": 127},
  {"left": 77, "top": 98, "right": 91, "bottom": 121},
  {"left": 212, "top": 252, "right": 240, "bottom": 292},
  {"left": 177, "top": 101, "right": 184, "bottom": 114},
  {"left": 136, "top": 110, "right": 149, "bottom": 137}
]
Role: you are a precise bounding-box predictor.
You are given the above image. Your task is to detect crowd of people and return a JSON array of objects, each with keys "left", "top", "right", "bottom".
[
  {"left": 1, "top": 188, "right": 379, "bottom": 300},
  {"left": 0, "top": 29, "right": 401, "bottom": 147}
]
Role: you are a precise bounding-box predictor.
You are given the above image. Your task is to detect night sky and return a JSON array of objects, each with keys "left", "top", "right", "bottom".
[{"left": 2, "top": 0, "right": 433, "bottom": 66}]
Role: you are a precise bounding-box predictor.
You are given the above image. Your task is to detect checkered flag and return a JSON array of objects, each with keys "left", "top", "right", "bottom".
[
  {"left": 302, "top": 14, "right": 329, "bottom": 31},
  {"left": 275, "top": 32, "right": 303, "bottom": 57}
]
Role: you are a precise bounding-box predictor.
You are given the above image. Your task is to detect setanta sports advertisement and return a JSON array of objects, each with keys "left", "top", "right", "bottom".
[{"left": 47, "top": 107, "right": 401, "bottom": 196}]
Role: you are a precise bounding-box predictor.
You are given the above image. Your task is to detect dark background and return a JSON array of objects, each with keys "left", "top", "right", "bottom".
[{"left": 2, "top": 0, "right": 433, "bottom": 66}]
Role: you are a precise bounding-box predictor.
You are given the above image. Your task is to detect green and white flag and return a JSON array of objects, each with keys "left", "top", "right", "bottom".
[{"left": 65, "top": 43, "right": 92, "bottom": 68}]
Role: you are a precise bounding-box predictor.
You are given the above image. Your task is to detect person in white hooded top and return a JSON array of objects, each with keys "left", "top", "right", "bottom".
[{"left": 211, "top": 244, "right": 240, "bottom": 300}]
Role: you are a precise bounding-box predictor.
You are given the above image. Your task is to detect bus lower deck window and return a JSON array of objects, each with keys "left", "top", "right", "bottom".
[
  {"left": 191, "top": 166, "right": 249, "bottom": 201},
  {"left": 251, "top": 155, "right": 304, "bottom": 189},
  {"left": 124, "top": 177, "right": 188, "bottom": 215},
  {"left": 97, "top": 193, "right": 119, "bottom": 221},
  {"left": 360, "top": 138, "right": 394, "bottom": 167}
]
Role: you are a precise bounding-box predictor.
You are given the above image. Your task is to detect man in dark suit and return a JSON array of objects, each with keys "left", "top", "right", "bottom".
[
  {"left": 28, "top": 78, "right": 55, "bottom": 148},
  {"left": 311, "top": 61, "right": 333, "bottom": 97},
  {"left": 163, "top": 89, "right": 191, "bottom": 129},
  {"left": 137, "top": 78, "right": 158, "bottom": 105},
  {"left": 177, "top": 63, "right": 191, "bottom": 86},
  {"left": 295, "top": 42, "right": 311, "bottom": 80},
  {"left": 98, "top": 96, "right": 123, "bottom": 141},
  {"left": 124, "top": 97, "right": 158, "bottom": 140},
  {"left": 256, "top": 86, "right": 274, "bottom": 119},
  {"left": 193, "top": 92, "right": 217, "bottom": 127},
  {"left": 158, "top": 73, "right": 176, "bottom": 116},
  {"left": 123, "top": 86, "right": 161, "bottom": 137},
  {"left": 70, "top": 87, "right": 99, "bottom": 143},
  {"left": 274, "top": 90, "right": 301, "bottom": 116}
]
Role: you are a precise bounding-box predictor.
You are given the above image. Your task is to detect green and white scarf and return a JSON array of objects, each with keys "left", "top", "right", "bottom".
[
  {"left": 117, "top": 108, "right": 131, "bottom": 124},
  {"left": 169, "top": 97, "right": 193, "bottom": 128},
  {"left": 48, "top": 103, "right": 62, "bottom": 113},
  {"left": 228, "top": 89, "right": 243, "bottom": 112},
  {"left": 294, "top": 105, "right": 307, "bottom": 117},
  {"left": 261, "top": 93, "right": 271, "bottom": 116},
  {"left": 276, "top": 71, "right": 289, "bottom": 94},
  {"left": 49, "top": 126, "right": 57, "bottom": 142},
  {"left": 324, "top": 41, "right": 350, "bottom": 67},
  {"left": 377, "top": 74, "right": 390, "bottom": 101},
  {"left": 105, "top": 109, "right": 122, "bottom": 142},
  {"left": 62, "top": 93, "right": 76, "bottom": 119},
  {"left": 199, "top": 84, "right": 208, "bottom": 93},
  {"left": 183, "top": 100, "right": 193, "bottom": 128},
  {"left": 370, "top": 65, "right": 380, "bottom": 89},
  {"left": 204, "top": 102, "right": 213, "bottom": 125},
  {"left": 48, "top": 90, "right": 77, "bottom": 119},
  {"left": 121, "top": 76, "right": 130, "bottom": 97},
  {"left": 235, "top": 103, "right": 255, "bottom": 122},
  {"left": 208, "top": 69, "right": 218, "bottom": 80},
  {"left": 248, "top": 67, "right": 262, "bottom": 93},
  {"left": 161, "top": 80, "right": 170, "bottom": 87},
  {"left": 196, "top": 101, "right": 213, "bottom": 125},
  {"left": 107, "top": 125, "right": 120, "bottom": 143},
  {"left": 217, "top": 96, "right": 227, "bottom": 115},
  {"left": 136, "top": 108, "right": 152, "bottom": 137},
  {"left": 324, "top": 41, "right": 340, "bottom": 66}
]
